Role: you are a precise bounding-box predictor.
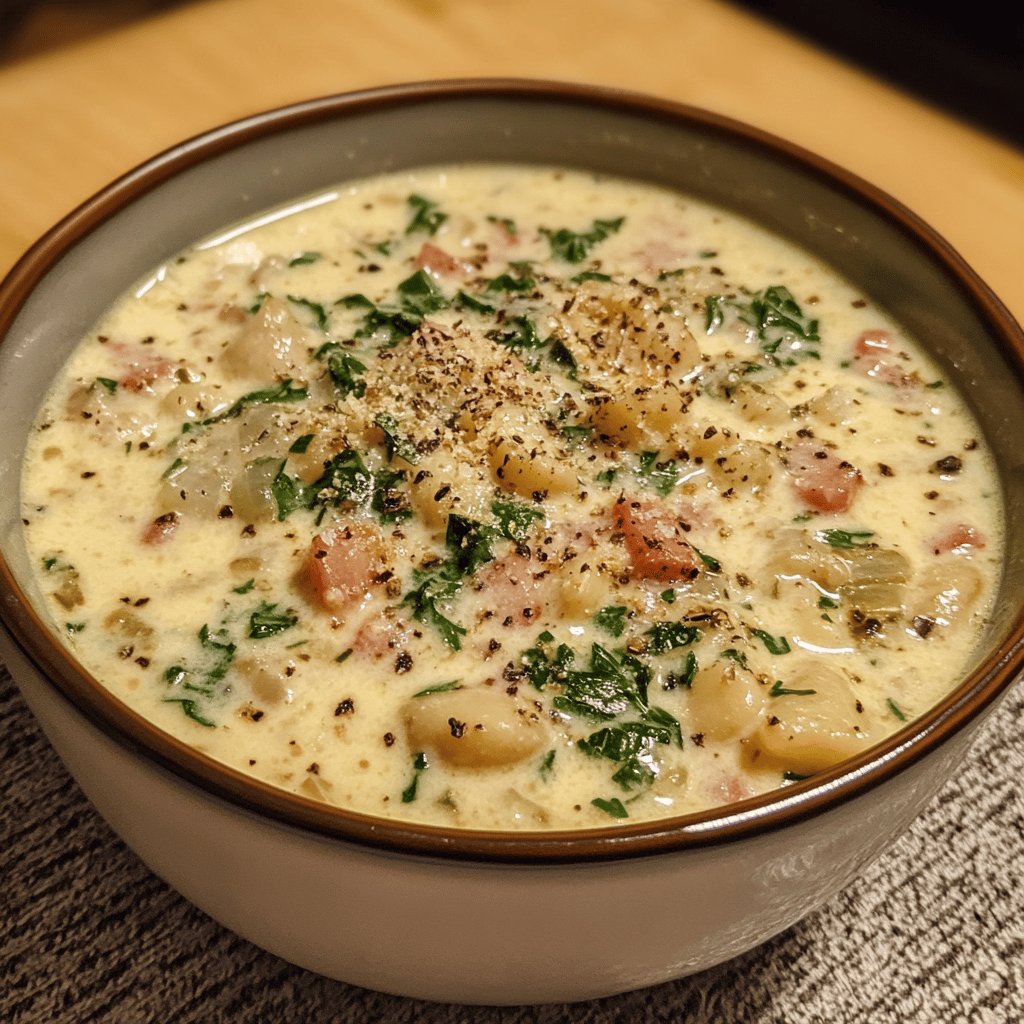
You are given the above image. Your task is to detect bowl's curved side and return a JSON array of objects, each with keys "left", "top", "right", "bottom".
[
  {"left": 2, "top": 617, "right": 990, "bottom": 1004},
  {"left": 0, "top": 80, "right": 1022, "bottom": 867}
]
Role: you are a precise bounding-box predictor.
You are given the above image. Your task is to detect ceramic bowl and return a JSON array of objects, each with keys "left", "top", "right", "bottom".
[{"left": 1, "top": 80, "right": 1022, "bottom": 1005}]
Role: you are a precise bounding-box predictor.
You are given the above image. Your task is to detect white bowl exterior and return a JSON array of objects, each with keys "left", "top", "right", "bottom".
[{"left": 2, "top": 625, "right": 981, "bottom": 1004}]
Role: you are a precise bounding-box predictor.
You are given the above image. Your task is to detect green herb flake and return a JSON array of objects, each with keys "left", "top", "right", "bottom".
[
  {"left": 552, "top": 644, "right": 651, "bottom": 721},
  {"left": 401, "top": 751, "right": 429, "bottom": 802},
  {"left": 491, "top": 499, "right": 543, "bottom": 544},
  {"left": 542, "top": 217, "right": 625, "bottom": 263},
  {"left": 445, "top": 514, "right": 498, "bottom": 575},
  {"left": 161, "top": 457, "right": 186, "bottom": 480},
  {"left": 645, "top": 621, "right": 700, "bottom": 654},
  {"left": 660, "top": 589, "right": 676, "bottom": 604},
  {"left": 594, "top": 605, "right": 628, "bottom": 638},
  {"left": 570, "top": 270, "right": 613, "bottom": 284},
  {"left": 65, "top": 621, "right": 86, "bottom": 634},
  {"left": 336, "top": 648, "right": 354, "bottom": 664},
  {"left": 248, "top": 601, "right": 299, "bottom": 640},
  {"left": 397, "top": 269, "right": 449, "bottom": 316},
  {"left": 637, "top": 450, "right": 679, "bottom": 496},
  {"left": 289, "top": 434, "right": 314, "bottom": 455},
  {"left": 693, "top": 547, "right": 721, "bottom": 573},
  {"left": 721, "top": 648, "right": 749, "bottom": 669},
  {"left": 548, "top": 338, "right": 579, "bottom": 379},
  {"left": 454, "top": 290, "right": 495, "bottom": 314},
  {"left": 372, "top": 467, "right": 413, "bottom": 523},
  {"left": 705, "top": 285, "right": 821, "bottom": 364},
  {"left": 539, "top": 749, "right": 556, "bottom": 780},
  {"left": 578, "top": 719, "right": 676, "bottom": 790},
  {"left": 487, "top": 214, "right": 518, "bottom": 237},
  {"left": 315, "top": 342, "right": 367, "bottom": 399},
  {"left": 405, "top": 194, "right": 448, "bottom": 236},
  {"left": 591, "top": 796, "right": 629, "bottom": 819},
  {"left": 200, "top": 379, "right": 308, "bottom": 426},
  {"left": 887, "top": 697, "right": 908, "bottom": 722},
  {"left": 412, "top": 680, "right": 462, "bottom": 698},
  {"left": 287, "top": 295, "right": 330, "bottom": 332},
  {"left": 374, "top": 413, "right": 420, "bottom": 464},
  {"left": 666, "top": 649, "right": 698, "bottom": 690},
  {"left": 402, "top": 565, "right": 468, "bottom": 651},
  {"left": 247, "top": 292, "right": 269, "bottom": 314},
  {"left": 95, "top": 376, "right": 118, "bottom": 394},
  {"left": 162, "top": 621, "right": 237, "bottom": 727},
  {"left": 770, "top": 680, "right": 818, "bottom": 697},
  {"left": 232, "top": 578, "right": 256, "bottom": 595},
  {"left": 288, "top": 251, "right": 321, "bottom": 267},
  {"left": 817, "top": 595, "right": 839, "bottom": 609},
  {"left": 752, "top": 628, "right": 791, "bottom": 656},
  {"left": 485, "top": 314, "right": 544, "bottom": 351},
  {"left": 485, "top": 267, "right": 536, "bottom": 293},
  {"left": 817, "top": 528, "right": 875, "bottom": 549}
]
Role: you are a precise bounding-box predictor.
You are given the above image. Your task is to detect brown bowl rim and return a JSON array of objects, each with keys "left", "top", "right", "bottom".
[{"left": 1, "top": 77, "right": 1022, "bottom": 864}]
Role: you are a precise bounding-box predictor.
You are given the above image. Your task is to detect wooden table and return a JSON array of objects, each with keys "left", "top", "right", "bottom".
[{"left": 1, "top": 0, "right": 1022, "bottom": 328}]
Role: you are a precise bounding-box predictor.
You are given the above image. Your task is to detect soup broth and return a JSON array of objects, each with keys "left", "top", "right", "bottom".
[{"left": 21, "top": 165, "right": 1002, "bottom": 829}]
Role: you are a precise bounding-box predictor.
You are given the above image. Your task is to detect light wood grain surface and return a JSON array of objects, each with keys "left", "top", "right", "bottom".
[{"left": 1, "top": 0, "right": 1022, "bottom": 325}]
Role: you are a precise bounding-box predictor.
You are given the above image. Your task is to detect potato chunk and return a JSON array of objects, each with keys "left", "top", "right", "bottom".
[
  {"left": 687, "top": 660, "right": 767, "bottom": 741},
  {"left": 755, "top": 665, "right": 873, "bottom": 773},
  {"left": 402, "top": 686, "right": 548, "bottom": 769}
]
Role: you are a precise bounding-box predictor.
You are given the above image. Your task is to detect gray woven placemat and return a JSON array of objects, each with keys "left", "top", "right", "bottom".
[{"left": 3, "top": 663, "right": 1021, "bottom": 1023}]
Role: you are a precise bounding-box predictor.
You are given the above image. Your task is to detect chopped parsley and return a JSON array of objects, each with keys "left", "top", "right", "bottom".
[
  {"left": 248, "top": 601, "right": 299, "bottom": 640},
  {"left": 594, "top": 605, "right": 629, "bottom": 638},
  {"left": 770, "top": 680, "right": 817, "bottom": 697},
  {"left": 287, "top": 294, "right": 330, "bottom": 332},
  {"left": 412, "top": 680, "right": 462, "bottom": 698},
  {"left": 887, "top": 697, "right": 908, "bottom": 722},
  {"left": 405, "top": 194, "right": 447, "bottom": 236},
  {"left": 163, "top": 622, "right": 237, "bottom": 727},
  {"left": 542, "top": 217, "right": 625, "bottom": 263},
  {"left": 374, "top": 413, "right": 420, "bottom": 464},
  {"left": 644, "top": 621, "right": 700, "bottom": 654},
  {"left": 637, "top": 450, "right": 679, "bottom": 496},
  {"left": 591, "top": 796, "right": 629, "bottom": 819},
  {"left": 401, "top": 751, "right": 429, "bottom": 802},
  {"left": 705, "top": 285, "right": 821, "bottom": 364},
  {"left": 817, "top": 528, "right": 875, "bottom": 549},
  {"left": 315, "top": 342, "right": 367, "bottom": 399},
  {"left": 198, "top": 379, "right": 308, "bottom": 427},
  {"left": 491, "top": 499, "right": 543, "bottom": 544},
  {"left": 752, "top": 628, "right": 791, "bottom": 655}
]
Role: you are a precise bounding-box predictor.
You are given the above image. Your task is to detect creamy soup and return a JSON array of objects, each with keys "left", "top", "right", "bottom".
[{"left": 21, "top": 165, "right": 1002, "bottom": 829}]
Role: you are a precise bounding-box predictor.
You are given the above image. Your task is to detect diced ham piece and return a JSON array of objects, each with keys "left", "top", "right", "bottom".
[
  {"left": 415, "top": 242, "right": 463, "bottom": 277},
  {"left": 306, "top": 523, "right": 388, "bottom": 612},
  {"left": 705, "top": 771, "right": 755, "bottom": 806},
  {"left": 612, "top": 496, "right": 702, "bottom": 583},
  {"left": 786, "top": 442, "right": 862, "bottom": 514},
  {"left": 477, "top": 553, "right": 551, "bottom": 626},
  {"left": 928, "top": 523, "right": 986, "bottom": 555},
  {"left": 109, "top": 341, "right": 176, "bottom": 393},
  {"left": 851, "top": 329, "right": 919, "bottom": 388},
  {"left": 142, "top": 512, "right": 180, "bottom": 545}
]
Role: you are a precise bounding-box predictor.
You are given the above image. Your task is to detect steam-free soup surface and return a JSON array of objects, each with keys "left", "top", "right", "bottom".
[{"left": 22, "top": 165, "right": 1001, "bottom": 829}]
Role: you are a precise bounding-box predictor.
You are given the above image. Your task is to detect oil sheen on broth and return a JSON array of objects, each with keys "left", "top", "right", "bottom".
[{"left": 21, "top": 165, "right": 1002, "bottom": 829}]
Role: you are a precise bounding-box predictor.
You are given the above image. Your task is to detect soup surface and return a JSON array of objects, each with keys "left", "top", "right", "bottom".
[{"left": 21, "top": 165, "right": 1002, "bottom": 829}]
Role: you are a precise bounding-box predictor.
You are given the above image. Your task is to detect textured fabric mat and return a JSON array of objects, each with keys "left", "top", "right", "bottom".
[{"left": 3, "top": 663, "right": 1021, "bottom": 1023}]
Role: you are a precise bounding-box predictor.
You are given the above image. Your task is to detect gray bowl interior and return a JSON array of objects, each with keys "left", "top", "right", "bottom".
[{"left": 2, "top": 90, "right": 1022, "bottom": 679}]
